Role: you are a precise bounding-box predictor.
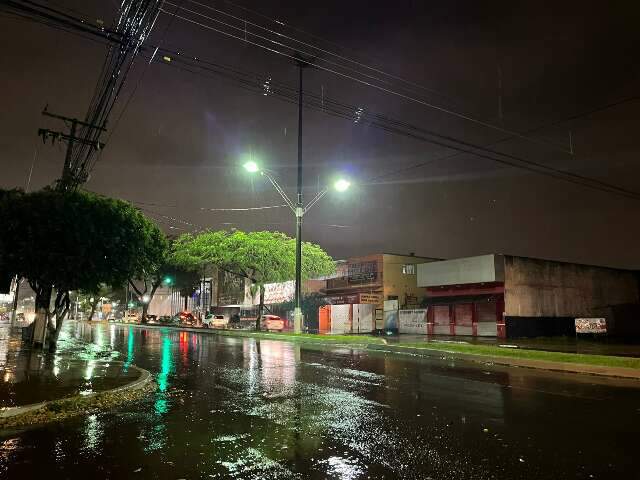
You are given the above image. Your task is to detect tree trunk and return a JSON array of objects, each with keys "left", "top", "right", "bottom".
[
  {"left": 141, "top": 303, "right": 149, "bottom": 323},
  {"left": 32, "top": 284, "right": 52, "bottom": 347},
  {"left": 184, "top": 295, "right": 188, "bottom": 311},
  {"left": 255, "top": 285, "right": 265, "bottom": 331},
  {"left": 88, "top": 299, "right": 99, "bottom": 322},
  {"left": 48, "top": 290, "right": 70, "bottom": 350},
  {"left": 10, "top": 277, "right": 20, "bottom": 327}
]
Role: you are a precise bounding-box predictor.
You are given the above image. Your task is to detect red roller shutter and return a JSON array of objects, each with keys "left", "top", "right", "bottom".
[
  {"left": 454, "top": 303, "right": 473, "bottom": 336},
  {"left": 476, "top": 300, "right": 498, "bottom": 336},
  {"left": 433, "top": 305, "right": 451, "bottom": 335}
]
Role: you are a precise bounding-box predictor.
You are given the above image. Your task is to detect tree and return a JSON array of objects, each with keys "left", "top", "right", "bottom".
[
  {"left": 173, "top": 230, "right": 335, "bottom": 330},
  {"left": 0, "top": 188, "right": 166, "bottom": 346},
  {"left": 78, "top": 284, "right": 122, "bottom": 321},
  {"left": 127, "top": 239, "right": 198, "bottom": 321}
]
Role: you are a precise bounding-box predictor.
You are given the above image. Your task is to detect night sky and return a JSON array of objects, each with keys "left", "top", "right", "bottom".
[{"left": 1, "top": 1, "right": 639, "bottom": 267}]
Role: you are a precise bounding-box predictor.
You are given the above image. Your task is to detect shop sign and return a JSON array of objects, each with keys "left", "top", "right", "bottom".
[
  {"left": 348, "top": 261, "right": 378, "bottom": 284},
  {"left": 359, "top": 293, "right": 381, "bottom": 304},
  {"left": 329, "top": 294, "right": 360, "bottom": 305},
  {"left": 575, "top": 318, "right": 607, "bottom": 334}
]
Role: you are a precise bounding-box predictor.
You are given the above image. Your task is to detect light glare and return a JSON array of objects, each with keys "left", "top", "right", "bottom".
[
  {"left": 243, "top": 161, "right": 259, "bottom": 173},
  {"left": 334, "top": 178, "right": 351, "bottom": 192}
]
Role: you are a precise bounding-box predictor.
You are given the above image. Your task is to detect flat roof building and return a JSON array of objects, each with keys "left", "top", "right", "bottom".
[{"left": 417, "top": 254, "right": 640, "bottom": 338}]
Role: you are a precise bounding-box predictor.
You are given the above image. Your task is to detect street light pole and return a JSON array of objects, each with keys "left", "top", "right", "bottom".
[{"left": 294, "top": 59, "right": 305, "bottom": 334}]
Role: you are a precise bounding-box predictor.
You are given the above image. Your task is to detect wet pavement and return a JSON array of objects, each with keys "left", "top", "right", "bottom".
[
  {"left": 1, "top": 321, "right": 640, "bottom": 479},
  {"left": 0, "top": 322, "right": 139, "bottom": 408}
]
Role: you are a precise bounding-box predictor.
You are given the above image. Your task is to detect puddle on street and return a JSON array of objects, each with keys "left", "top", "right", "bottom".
[{"left": 1, "top": 321, "right": 639, "bottom": 479}]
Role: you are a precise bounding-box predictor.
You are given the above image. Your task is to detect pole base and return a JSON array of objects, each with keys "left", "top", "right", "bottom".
[{"left": 293, "top": 307, "right": 303, "bottom": 334}]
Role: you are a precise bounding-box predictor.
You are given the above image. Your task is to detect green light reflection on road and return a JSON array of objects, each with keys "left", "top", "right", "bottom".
[
  {"left": 123, "top": 327, "right": 134, "bottom": 372},
  {"left": 155, "top": 333, "right": 173, "bottom": 415}
]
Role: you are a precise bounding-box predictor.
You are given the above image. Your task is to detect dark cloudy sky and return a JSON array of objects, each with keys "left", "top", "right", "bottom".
[{"left": 1, "top": 0, "right": 639, "bottom": 267}]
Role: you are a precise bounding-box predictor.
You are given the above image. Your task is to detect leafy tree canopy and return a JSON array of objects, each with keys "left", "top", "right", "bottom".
[
  {"left": 0, "top": 188, "right": 167, "bottom": 293},
  {"left": 172, "top": 230, "right": 335, "bottom": 284}
]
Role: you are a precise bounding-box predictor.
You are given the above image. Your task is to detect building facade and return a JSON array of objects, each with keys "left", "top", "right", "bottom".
[
  {"left": 417, "top": 254, "right": 640, "bottom": 338},
  {"left": 323, "top": 253, "right": 439, "bottom": 309}
]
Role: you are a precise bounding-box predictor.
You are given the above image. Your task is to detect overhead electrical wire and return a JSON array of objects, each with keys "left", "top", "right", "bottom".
[
  {"left": 370, "top": 94, "right": 640, "bottom": 183},
  {"left": 53, "top": 1, "right": 161, "bottom": 188},
  {"left": 177, "top": 0, "right": 457, "bottom": 107},
  {"left": 159, "top": 3, "right": 573, "bottom": 154},
  {"left": 208, "top": 0, "right": 458, "bottom": 105},
  {"left": 90, "top": 0, "right": 188, "bottom": 176},
  {"left": 147, "top": 46, "right": 640, "bottom": 200},
  {"left": 132, "top": 200, "right": 289, "bottom": 211},
  {"left": 4, "top": 1, "right": 639, "bottom": 201}
]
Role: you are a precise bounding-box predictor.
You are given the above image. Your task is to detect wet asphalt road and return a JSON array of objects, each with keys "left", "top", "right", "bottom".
[{"left": 1, "top": 322, "right": 640, "bottom": 479}]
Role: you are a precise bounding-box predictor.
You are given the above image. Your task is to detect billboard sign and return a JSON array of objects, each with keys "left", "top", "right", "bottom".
[
  {"left": 262, "top": 280, "right": 295, "bottom": 305},
  {"left": 575, "top": 318, "right": 607, "bottom": 334}
]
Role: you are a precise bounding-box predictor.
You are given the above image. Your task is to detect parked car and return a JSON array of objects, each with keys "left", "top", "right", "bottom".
[
  {"left": 261, "top": 314, "right": 285, "bottom": 332},
  {"left": 203, "top": 313, "right": 229, "bottom": 329},
  {"left": 145, "top": 314, "right": 158, "bottom": 324},
  {"left": 173, "top": 311, "right": 196, "bottom": 326},
  {"left": 123, "top": 312, "right": 140, "bottom": 323},
  {"left": 158, "top": 315, "right": 174, "bottom": 324}
]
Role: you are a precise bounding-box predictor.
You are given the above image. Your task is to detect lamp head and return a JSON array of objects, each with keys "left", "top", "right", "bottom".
[
  {"left": 243, "top": 161, "right": 259, "bottom": 173},
  {"left": 334, "top": 178, "right": 351, "bottom": 192}
]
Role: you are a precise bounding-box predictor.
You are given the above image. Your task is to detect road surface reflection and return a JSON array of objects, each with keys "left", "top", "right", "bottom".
[{"left": 1, "top": 321, "right": 639, "bottom": 479}]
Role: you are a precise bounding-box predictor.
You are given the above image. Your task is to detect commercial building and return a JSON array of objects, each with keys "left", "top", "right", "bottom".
[
  {"left": 416, "top": 254, "right": 640, "bottom": 338},
  {"left": 323, "top": 253, "right": 439, "bottom": 308},
  {"left": 319, "top": 253, "right": 439, "bottom": 333}
]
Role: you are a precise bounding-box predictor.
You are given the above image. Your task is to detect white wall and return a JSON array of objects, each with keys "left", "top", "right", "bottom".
[{"left": 418, "top": 254, "right": 504, "bottom": 287}]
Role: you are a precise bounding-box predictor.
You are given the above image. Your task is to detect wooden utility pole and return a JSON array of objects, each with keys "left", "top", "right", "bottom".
[{"left": 37, "top": 106, "right": 106, "bottom": 190}]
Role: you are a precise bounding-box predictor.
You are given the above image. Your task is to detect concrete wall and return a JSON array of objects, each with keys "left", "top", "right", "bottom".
[
  {"left": 504, "top": 255, "right": 640, "bottom": 318},
  {"left": 418, "top": 254, "right": 504, "bottom": 287},
  {"left": 383, "top": 254, "right": 438, "bottom": 307}
]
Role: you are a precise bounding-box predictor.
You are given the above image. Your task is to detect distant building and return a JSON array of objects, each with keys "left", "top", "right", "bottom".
[
  {"left": 417, "top": 254, "right": 640, "bottom": 338},
  {"left": 323, "top": 253, "right": 439, "bottom": 309}
]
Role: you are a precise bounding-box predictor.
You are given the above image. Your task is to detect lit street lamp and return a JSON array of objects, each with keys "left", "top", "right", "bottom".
[{"left": 244, "top": 160, "right": 350, "bottom": 333}]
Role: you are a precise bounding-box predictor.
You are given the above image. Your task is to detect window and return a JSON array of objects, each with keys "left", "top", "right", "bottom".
[{"left": 402, "top": 264, "right": 416, "bottom": 275}]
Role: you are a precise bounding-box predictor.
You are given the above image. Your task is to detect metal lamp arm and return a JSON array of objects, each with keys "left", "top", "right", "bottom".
[
  {"left": 260, "top": 170, "right": 296, "bottom": 213},
  {"left": 304, "top": 188, "right": 329, "bottom": 213}
]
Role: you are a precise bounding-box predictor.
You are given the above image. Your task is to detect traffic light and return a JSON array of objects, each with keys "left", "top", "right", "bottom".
[{"left": 163, "top": 276, "right": 173, "bottom": 285}]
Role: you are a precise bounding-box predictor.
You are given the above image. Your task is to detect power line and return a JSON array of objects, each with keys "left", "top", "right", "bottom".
[
  {"left": 7, "top": 3, "right": 639, "bottom": 200},
  {"left": 159, "top": 5, "right": 573, "bottom": 154},
  {"left": 137, "top": 204, "right": 352, "bottom": 231},
  {"left": 150, "top": 47, "right": 640, "bottom": 200},
  {"left": 370, "top": 95, "right": 640, "bottom": 183},
  {"left": 90, "top": 0, "right": 186, "bottom": 175},
  {"left": 132, "top": 200, "right": 289, "bottom": 211},
  {"left": 179, "top": 0, "right": 458, "bottom": 107}
]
